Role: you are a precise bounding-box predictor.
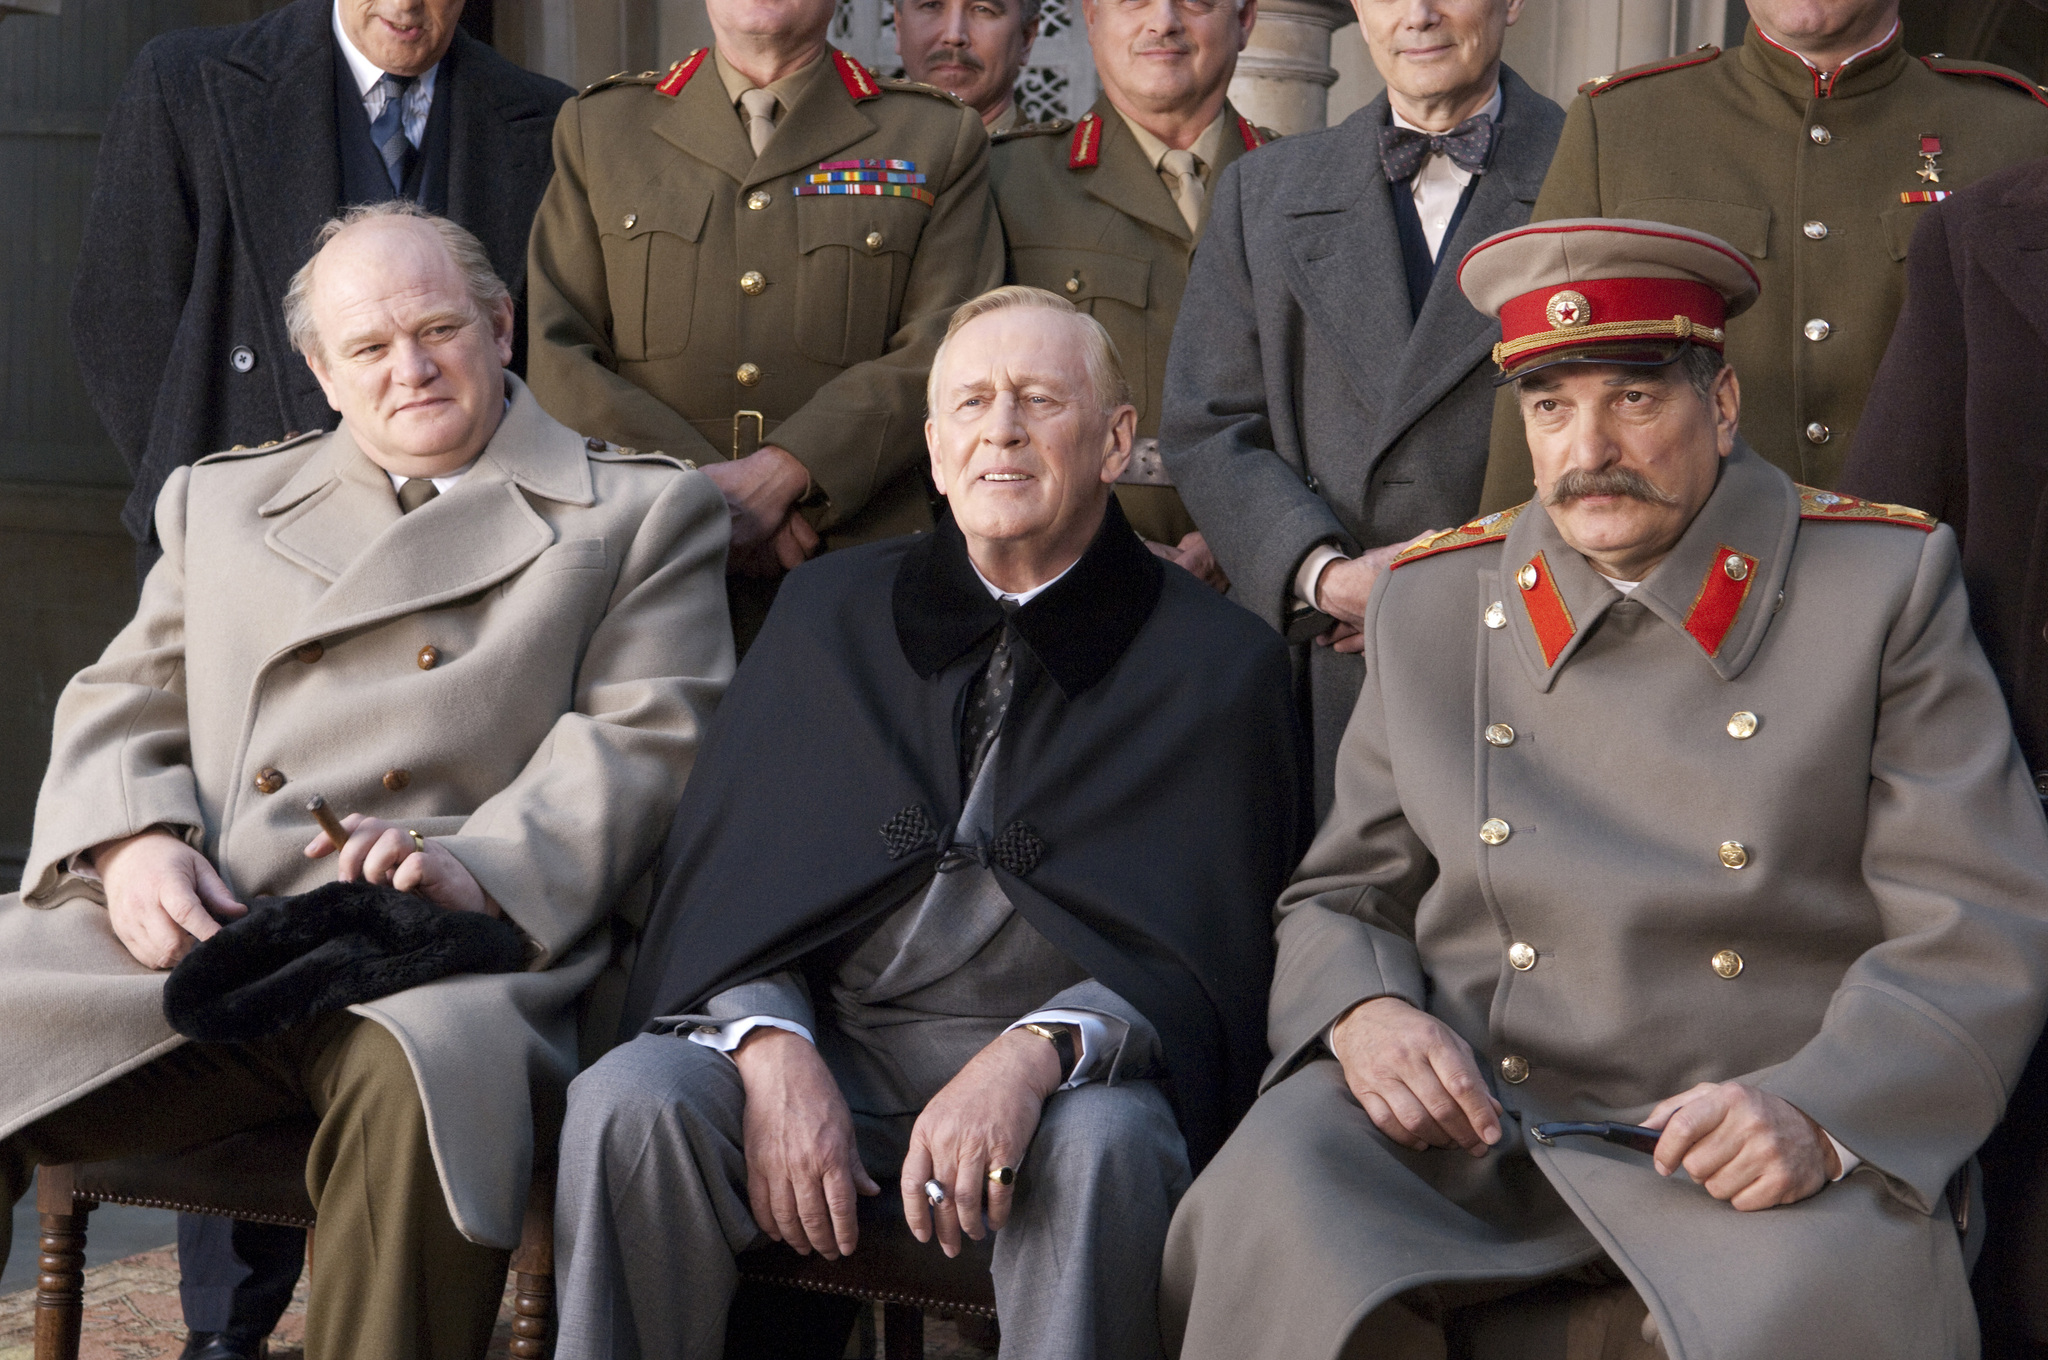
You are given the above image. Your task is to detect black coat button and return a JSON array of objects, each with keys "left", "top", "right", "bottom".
[{"left": 230, "top": 346, "right": 257, "bottom": 373}]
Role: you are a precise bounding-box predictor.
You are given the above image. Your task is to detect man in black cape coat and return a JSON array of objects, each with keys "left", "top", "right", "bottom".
[{"left": 551, "top": 286, "right": 1306, "bottom": 1360}]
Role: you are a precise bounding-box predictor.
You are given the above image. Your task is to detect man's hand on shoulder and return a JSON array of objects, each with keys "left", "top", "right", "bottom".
[
  {"left": 90, "top": 829, "right": 246, "bottom": 970},
  {"left": 1330, "top": 996, "right": 1503, "bottom": 1156},
  {"left": 903, "top": 1027, "right": 1062, "bottom": 1257},
  {"left": 1147, "top": 530, "right": 1229, "bottom": 592},
  {"left": 1315, "top": 532, "right": 1439, "bottom": 654},
  {"left": 701, "top": 445, "right": 819, "bottom": 578},
  {"left": 732, "top": 1026, "right": 879, "bottom": 1259},
  {"left": 306, "top": 814, "right": 499, "bottom": 917},
  {"left": 1645, "top": 1081, "right": 1838, "bottom": 1210}
]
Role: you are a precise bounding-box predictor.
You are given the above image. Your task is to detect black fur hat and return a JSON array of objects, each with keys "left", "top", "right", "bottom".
[{"left": 162, "top": 880, "right": 529, "bottom": 1043}]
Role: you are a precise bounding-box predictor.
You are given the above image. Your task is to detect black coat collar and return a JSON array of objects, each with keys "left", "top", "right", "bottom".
[{"left": 893, "top": 496, "right": 1164, "bottom": 697}]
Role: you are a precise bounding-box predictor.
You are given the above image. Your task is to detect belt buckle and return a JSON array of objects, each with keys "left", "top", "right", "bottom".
[{"left": 732, "top": 409, "right": 765, "bottom": 461}]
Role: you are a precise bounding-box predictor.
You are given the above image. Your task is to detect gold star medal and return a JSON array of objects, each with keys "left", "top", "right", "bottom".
[{"left": 1917, "top": 133, "right": 1943, "bottom": 184}]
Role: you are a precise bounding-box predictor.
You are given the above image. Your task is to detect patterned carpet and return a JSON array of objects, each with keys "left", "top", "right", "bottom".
[{"left": 0, "top": 1247, "right": 988, "bottom": 1359}]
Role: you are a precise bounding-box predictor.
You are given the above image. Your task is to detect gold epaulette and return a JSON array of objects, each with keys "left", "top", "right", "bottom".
[
  {"left": 580, "top": 68, "right": 666, "bottom": 97},
  {"left": 1581, "top": 44, "right": 1720, "bottom": 97},
  {"left": 1797, "top": 486, "right": 1937, "bottom": 531},
  {"left": 1390, "top": 504, "right": 1527, "bottom": 569},
  {"left": 876, "top": 76, "right": 968, "bottom": 105},
  {"left": 991, "top": 117, "right": 1073, "bottom": 144}
]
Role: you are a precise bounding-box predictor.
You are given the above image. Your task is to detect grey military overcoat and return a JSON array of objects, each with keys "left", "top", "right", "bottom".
[
  {"left": 1163, "top": 444, "right": 2048, "bottom": 1359},
  {"left": 0, "top": 378, "right": 733, "bottom": 1249}
]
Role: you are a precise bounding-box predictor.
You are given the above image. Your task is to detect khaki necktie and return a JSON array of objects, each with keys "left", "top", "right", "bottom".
[
  {"left": 739, "top": 88, "right": 780, "bottom": 157},
  {"left": 1161, "top": 148, "right": 1206, "bottom": 233},
  {"left": 396, "top": 478, "right": 439, "bottom": 513}
]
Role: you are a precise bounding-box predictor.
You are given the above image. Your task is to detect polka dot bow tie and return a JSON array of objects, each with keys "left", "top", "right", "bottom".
[{"left": 1377, "top": 114, "right": 1497, "bottom": 183}]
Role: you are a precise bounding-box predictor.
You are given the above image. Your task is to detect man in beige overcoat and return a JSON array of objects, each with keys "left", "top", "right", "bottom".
[
  {"left": 1162, "top": 219, "right": 2048, "bottom": 1359},
  {"left": 0, "top": 203, "right": 733, "bottom": 1360}
]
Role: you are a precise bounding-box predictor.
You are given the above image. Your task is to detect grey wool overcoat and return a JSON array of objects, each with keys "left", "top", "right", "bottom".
[
  {"left": 1163, "top": 444, "right": 2048, "bottom": 1360},
  {"left": 0, "top": 376, "right": 733, "bottom": 1249}
]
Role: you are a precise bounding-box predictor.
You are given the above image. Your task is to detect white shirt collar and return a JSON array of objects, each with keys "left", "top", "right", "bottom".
[
  {"left": 331, "top": 0, "right": 440, "bottom": 102},
  {"left": 970, "top": 550, "right": 1083, "bottom": 608},
  {"left": 1391, "top": 82, "right": 1502, "bottom": 137},
  {"left": 1759, "top": 18, "right": 1899, "bottom": 75},
  {"left": 385, "top": 461, "right": 475, "bottom": 496}
]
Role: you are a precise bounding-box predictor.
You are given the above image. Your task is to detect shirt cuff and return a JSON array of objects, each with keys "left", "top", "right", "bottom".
[
  {"left": 1008, "top": 1008, "right": 1130, "bottom": 1090},
  {"left": 1294, "top": 544, "right": 1349, "bottom": 609},
  {"left": 685, "top": 1015, "right": 816, "bottom": 1059},
  {"left": 1823, "top": 1129, "right": 1861, "bottom": 1182}
]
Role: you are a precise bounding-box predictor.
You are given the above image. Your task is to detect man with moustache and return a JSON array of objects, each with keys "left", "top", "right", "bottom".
[
  {"left": 1163, "top": 219, "right": 2048, "bottom": 1360},
  {"left": 988, "top": 0, "right": 1265, "bottom": 584},
  {"left": 67, "top": 4, "right": 570, "bottom": 1352},
  {"left": 1161, "top": 0, "right": 1563, "bottom": 809},
  {"left": 1476, "top": 0, "right": 2048, "bottom": 513},
  {"left": 550, "top": 287, "right": 1304, "bottom": 1360},
  {"left": 526, "top": 0, "right": 1004, "bottom": 647},
  {"left": 894, "top": 0, "right": 1040, "bottom": 132}
]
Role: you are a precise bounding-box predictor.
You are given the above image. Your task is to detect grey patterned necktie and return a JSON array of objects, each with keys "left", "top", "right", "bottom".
[
  {"left": 961, "top": 602, "right": 1020, "bottom": 789},
  {"left": 396, "top": 478, "right": 438, "bottom": 513},
  {"left": 368, "top": 73, "right": 418, "bottom": 192}
]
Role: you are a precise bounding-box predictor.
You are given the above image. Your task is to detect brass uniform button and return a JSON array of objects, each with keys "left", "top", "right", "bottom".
[
  {"left": 1723, "top": 553, "right": 1749, "bottom": 581},
  {"left": 747, "top": 189, "right": 771, "bottom": 210},
  {"left": 295, "top": 642, "right": 324, "bottom": 664},
  {"left": 1727, "top": 711, "right": 1759, "bottom": 739},
  {"left": 1483, "top": 601, "right": 1507, "bottom": 629},
  {"left": 1508, "top": 942, "right": 1537, "bottom": 971},
  {"left": 1500, "top": 1054, "right": 1530, "bottom": 1084},
  {"left": 740, "top": 270, "right": 766, "bottom": 296},
  {"left": 383, "top": 768, "right": 411, "bottom": 792},
  {"left": 1719, "top": 840, "right": 1748, "bottom": 869},
  {"left": 417, "top": 645, "right": 439, "bottom": 670},
  {"left": 1809, "top": 124, "right": 1832, "bottom": 144},
  {"left": 254, "top": 767, "right": 286, "bottom": 795},
  {"left": 1485, "top": 723, "right": 1516, "bottom": 747},
  {"left": 1805, "top": 421, "right": 1831, "bottom": 445},
  {"left": 1711, "top": 949, "right": 1745, "bottom": 979},
  {"left": 1803, "top": 220, "right": 1828, "bottom": 240},
  {"left": 1064, "top": 272, "right": 1081, "bottom": 294},
  {"left": 737, "top": 362, "right": 762, "bottom": 387},
  {"left": 1516, "top": 562, "right": 1538, "bottom": 590},
  {"left": 1480, "top": 818, "right": 1511, "bottom": 845},
  {"left": 865, "top": 230, "right": 883, "bottom": 250},
  {"left": 1803, "top": 318, "right": 1831, "bottom": 342},
  {"left": 622, "top": 212, "right": 637, "bottom": 230}
]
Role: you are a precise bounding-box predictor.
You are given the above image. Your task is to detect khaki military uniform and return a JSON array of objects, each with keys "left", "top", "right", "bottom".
[
  {"left": 527, "top": 46, "right": 1004, "bottom": 551},
  {"left": 990, "top": 95, "right": 1270, "bottom": 545},
  {"left": 1165, "top": 443, "right": 2048, "bottom": 1360},
  {"left": 1479, "top": 26, "right": 2048, "bottom": 512}
]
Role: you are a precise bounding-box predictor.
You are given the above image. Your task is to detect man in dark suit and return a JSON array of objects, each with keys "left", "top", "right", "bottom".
[
  {"left": 1839, "top": 155, "right": 2048, "bottom": 1360},
  {"left": 70, "top": 0, "right": 570, "bottom": 577},
  {"left": 1159, "top": 0, "right": 1562, "bottom": 811},
  {"left": 65, "top": 4, "right": 569, "bottom": 1355}
]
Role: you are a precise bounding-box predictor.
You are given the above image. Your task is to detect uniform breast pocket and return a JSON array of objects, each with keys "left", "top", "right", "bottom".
[
  {"left": 794, "top": 197, "right": 929, "bottom": 367},
  {"left": 1010, "top": 246, "right": 1151, "bottom": 383},
  {"left": 600, "top": 186, "right": 714, "bottom": 361}
]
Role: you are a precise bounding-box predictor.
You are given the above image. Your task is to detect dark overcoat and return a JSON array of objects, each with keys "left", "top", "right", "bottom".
[
  {"left": 1157, "top": 66, "right": 1564, "bottom": 813},
  {"left": 1839, "top": 153, "right": 2048, "bottom": 1352},
  {"left": 69, "top": 0, "right": 570, "bottom": 549}
]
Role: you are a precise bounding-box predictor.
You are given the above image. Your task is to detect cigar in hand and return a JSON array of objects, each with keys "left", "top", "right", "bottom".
[{"left": 306, "top": 794, "right": 350, "bottom": 851}]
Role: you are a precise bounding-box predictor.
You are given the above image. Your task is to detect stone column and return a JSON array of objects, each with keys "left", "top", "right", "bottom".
[{"left": 1228, "top": 0, "right": 1355, "bottom": 135}]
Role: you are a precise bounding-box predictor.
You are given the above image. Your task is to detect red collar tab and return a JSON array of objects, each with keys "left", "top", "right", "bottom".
[
  {"left": 1683, "top": 546, "right": 1757, "bottom": 658},
  {"left": 1236, "top": 114, "right": 1268, "bottom": 151},
  {"left": 1516, "top": 551, "right": 1577, "bottom": 667},
  {"left": 1068, "top": 112, "right": 1103, "bottom": 168},
  {"left": 833, "top": 50, "right": 882, "bottom": 102},
  {"left": 655, "top": 48, "right": 709, "bottom": 97}
]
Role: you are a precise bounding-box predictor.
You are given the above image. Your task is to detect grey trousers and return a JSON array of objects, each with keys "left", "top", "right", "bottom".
[{"left": 554, "top": 1032, "right": 1191, "bottom": 1360}]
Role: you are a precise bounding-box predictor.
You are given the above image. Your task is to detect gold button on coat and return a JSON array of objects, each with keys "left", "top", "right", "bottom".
[
  {"left": 417, "top": 645, "right": 439, "bottom": 670},
  {"left": 865, "top": 230, "right": 883, "bottom": 250},
  {"left": 1500, "top": 1054, "right": 1530, "bottom": 1084},
  {"left": 740, "top": 270, "right": 766, "bottom": 295},
  {"left": 1723, "top": 553, "right": 1749, "bottom": 581},
  {"left": 254, "top": 767, "right": 286, "bottom": 794},
  {"left": 737, "top": 362, "right": 762, "bottom": 386},
  {"left": 1803, "top": 220, "right": 1828, "bottom": 239},
  {"left": 622, "top": 212, "right": 637, "bottom": 229},
  {"left": 1480, "top": 818, "right": 1511, "bottom": 845},
  {"left": 1809, "top": 124, "right": 1832, "bottom": 144},
  {"left": 383, "top": 768, "right": 411, "bottom": 792},
  {"left": 295, "top": 642, "right": 323, "bottom": 664},
  {"left": 1485, "top": 723, "right": 1515, "bottom": 747},
  {"left": 1508, "top": 942, "right": 1537, "bottom": 971},
  {"left": 1712, "top": 949, "right": 1745, "bottom": 979},
  {"left": 1719, "top": 840, "right": 1749, "bottom": 869},
  {"left": 1064, "top": 273, "right": 1081, "bottom": 294},
  {"left": 1516, "top": 563, "right": 1538, "bottom": 590},
  {"left": 1803, "top": 318, "right": 1831, "bottom": 342},
  {"left": 1483, "top": 602, "right": 1507, "bottom": 629},
  {"left": 746, "top": 190, "right": 771, "bottom": 210},
  {"left": 1805, "top": 421, "right": 1831, "bottom": 445},
  {"left": 1727, "top": 711, "right": 1759, "bottom": 739}
]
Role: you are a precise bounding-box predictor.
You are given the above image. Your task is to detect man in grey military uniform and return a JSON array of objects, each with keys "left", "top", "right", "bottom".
[
  {"left": 987, "top": 0, "right": 1262, "bottom": 585},
  {"left": 526, "top": 0, "right": 1004, "bottom": 639},
  {"left": 895, "top": 0, "right": 1040, "bottom": 132},
  {"left": 1163, "top": 219, "right": 2048, "bottom": 1359}
]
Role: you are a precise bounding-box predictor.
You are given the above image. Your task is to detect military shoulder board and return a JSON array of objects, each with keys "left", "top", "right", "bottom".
[
  {"left": 1236, "top": 115, "right": 1275, "bottom": 150},
  {"left": 833, "top": 50, "right": 883, "bottom": 102},
  {"left": 1921, "top": 56, "right": 2048, "bottom": 110},
  {"left": 1068, "top": 112, "right": 1104, "bottom": 168},
  {"left": 1796, "top": 486, "right": 1936, "bottom": 531},
  {"left": 1581, "top": 44, "right": 1720, "bottom": 97},
  {"left": 1391, "top": 504, "right": 1526, "bottom": 568},
  {"left": 653, "top": 49, "right": 709, "bottom": 97},
  {"left": 991, "top": 118, "right": 1073, "bottom": 145}
]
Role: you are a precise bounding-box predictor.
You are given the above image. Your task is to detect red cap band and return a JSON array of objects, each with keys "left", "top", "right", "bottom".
[{"left": 1500, "top": 277, "right": 1728, "bottom": 353}]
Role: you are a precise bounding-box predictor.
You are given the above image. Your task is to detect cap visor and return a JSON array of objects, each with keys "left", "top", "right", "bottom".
[{"left": 1495, "top": 339, "right": 1694, "bottom": 387}]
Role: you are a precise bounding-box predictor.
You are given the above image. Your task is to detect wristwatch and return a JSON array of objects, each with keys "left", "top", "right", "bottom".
[{"left": 1022, "top": 1022, "right": 1077, "bottom": 1083}]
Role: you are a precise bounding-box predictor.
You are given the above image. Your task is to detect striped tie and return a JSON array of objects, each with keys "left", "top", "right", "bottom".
[{"left": 368, "top": 73, "right": 418, "bottom": 193}]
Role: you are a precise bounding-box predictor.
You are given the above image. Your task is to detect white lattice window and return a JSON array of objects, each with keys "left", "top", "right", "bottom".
[{"left": 832, "top": 0, "right": 1098, "bottom": 121}]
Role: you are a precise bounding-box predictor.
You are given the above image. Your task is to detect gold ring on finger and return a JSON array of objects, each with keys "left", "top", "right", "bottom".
[
  {"left": 407, "top": 829, "right": 427, "bottom": 855},
  {"left": 986, "top": 1165, "right": 1015, "bottom": 1186}
]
